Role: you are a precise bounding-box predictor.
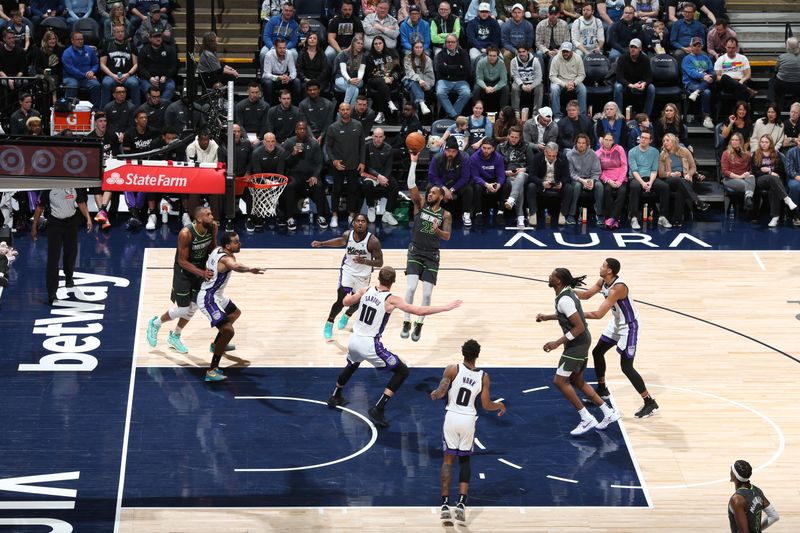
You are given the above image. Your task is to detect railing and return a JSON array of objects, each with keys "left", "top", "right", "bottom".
[{"left": 210, "top": 0, "right": 225, "bottom": 33}]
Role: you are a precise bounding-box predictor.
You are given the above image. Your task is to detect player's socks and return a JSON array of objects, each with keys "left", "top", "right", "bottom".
[
  {"left": 457, "top": 494, "right": 467, "bottom": 506},
  {"left": 441, "top": 496, "right": 449, "bottom": 506},
  {"left": 376, "top": 393, "right": 391, "bottom": 410},
  {"left": 173, "top": 325, "right": 182, "bottom": 335}
]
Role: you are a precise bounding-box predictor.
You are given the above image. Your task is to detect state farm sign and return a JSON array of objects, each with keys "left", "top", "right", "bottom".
[{"left": 103, "top": 160, "right": 226, "bottom": 194}]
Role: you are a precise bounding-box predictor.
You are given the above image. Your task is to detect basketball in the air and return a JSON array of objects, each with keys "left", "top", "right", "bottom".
[{"left": 405, "top": 131, "right": 426, "bottom": 153}]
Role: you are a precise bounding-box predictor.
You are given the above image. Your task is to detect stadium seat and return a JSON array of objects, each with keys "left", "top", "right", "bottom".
[
  {"left": 72, "top": 18, "right": 101, "bottom": 48},
  {"left": 583, "top": 52, "right": 613, "bottom": 111}
]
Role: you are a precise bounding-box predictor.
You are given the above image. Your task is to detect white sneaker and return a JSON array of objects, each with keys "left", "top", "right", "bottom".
[
  {"left": 768, "top": 216, "right": 780, "bottom": 227},
  {"left": 462, "top": 212, "right": 472, "bottom": 227},
  {"left": 558, "top": 213, "right": 566, "bottom": 225},
  {"left": 367, "top": 206, "right": 376, "bottom": 223},
  {"left": 630, "top": 217, "right": 641, "bottom": 230},
  {"left": 388, "top": 100, "right": 398, "bottom": 113},
  {"left": 181, "top": 213, "right": 192, "bottom": 227},
  {"left": 375, "top": 112, "right": 385, "bottom": 124},
  {"left": 382, "top": 211, "right": 398, "bottom": 226},
  {"left": 596, "top": 408, "right": 621, "bottom": 430},
  {"left": 688, "top": 89, "right": 700, "bottom": 101},
  {"left": 145, "top": 214, "right": 157, "bottom": 230},
  {"left": 503, "top": 197, "right": 515, "bottom": 210},
  {"left": 347, "top": 213, "right": 354, "bottom": 226},
  {"left": 330, "top": 214, "right": 339, "bottom": 228},
  {"left": 419, "top": 101, "right": 431, "bottom": 115},
  {"left": 528, "top": 213, "right": 537, "bottom": 226},
  {"left": 516, "top": 215, "right": 525, "bottom": 228},
  {"left": 570, "top": 417, "right": 599, "bottom": 436},
  {"left": 657, "top": 216, "right": 672, "bottom": 228},
  {"left": 703, "top": 116, "right": 714, "bottom": 129}
]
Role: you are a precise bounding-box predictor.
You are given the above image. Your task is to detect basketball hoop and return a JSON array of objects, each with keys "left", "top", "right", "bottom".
[{"left": 243, "top": 173, "right": 289, "bottom": 218}]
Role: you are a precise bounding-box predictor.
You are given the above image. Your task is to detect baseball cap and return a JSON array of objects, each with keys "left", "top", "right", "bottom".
[
  {"left": 629, "top": 38, "right": 642, "bottom": 48},
  {"left": 690, "top": 36, "right": 703, "bottom": 46},
  {"left": 511, "top": 3, "right": 524, "bottom": 11},
  {"left": 409, "top": 4, "right": 420, "bottom": 12},
  {"left": 149, "top": 4, "right": 161, "bottom": 12},
  {"left": 548, "top": 5, "right": 559, "bottom": 15},
  {"left": 478, "top": 2, "right": 490, "bottom": 12},
  {"left": 560, "top": 41, "right": 574, "bottom": 52},
  {"left": 539, "top": 106, "right": 553, "bottom": 119},
  {"left": 150, "top": 28, "right": 163, "bottom": 37}
]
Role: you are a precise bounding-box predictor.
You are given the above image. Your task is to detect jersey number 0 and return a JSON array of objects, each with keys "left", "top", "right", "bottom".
[{"left": 455, "top": 387, "right": 472, "bottom": 407}]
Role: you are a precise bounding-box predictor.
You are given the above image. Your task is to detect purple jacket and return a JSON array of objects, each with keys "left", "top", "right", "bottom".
[
  {"left": 468, "top": 149, "right": 505, "bottom": 186},
  {"left": 428, "top": 151, "right": 471, "bottom": 192}
]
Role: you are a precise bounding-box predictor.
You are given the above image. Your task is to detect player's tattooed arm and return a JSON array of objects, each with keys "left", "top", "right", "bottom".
[
  {"left": 431, "top": 365, "right": 458, "bottom": 400},
  {"left": 433, "top": 211, "right": 452, "bottom": 241}
]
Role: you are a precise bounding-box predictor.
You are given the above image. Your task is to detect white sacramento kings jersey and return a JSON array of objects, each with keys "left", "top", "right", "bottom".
[
  {"left": 341, "top": 231, "right": 372, "bottom": 278},
  {"left": 200, "top": 247, "right": 231, "bottom": 296},
  {"left": 446, "top": 364, "right": 484, "bottom": 417},
  {"left": 601, "top": 276, "right": 639, "bottom": 328},
  {"left": 352, "top": 286, "right": 391, "bottom": 337}
]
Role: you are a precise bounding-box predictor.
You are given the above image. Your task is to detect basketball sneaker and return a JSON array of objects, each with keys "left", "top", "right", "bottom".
[
  {"left": 324, "top": 321, "right": 334, "bottom": 340},
  {"left": 400, "top": 321, "right": 411, "bottom": 339},
  {"left": 635, "top": 397, "right": 659, "bottom": 418},
  {"left": 167, "top": 331, "right": 188, "bottom": 354},
  {"left": 146, "top": 214, "right": 157, "bottom": 230},
  {"left": 146, "top": 316, "right": 161, "bottom": 347},
  {"left": 204, "top": 369, "right": 227, "bottom": 382},
  {"left": 94, "top": 209, "right": 108, "bottom": 224},
  {"left": 570, "top": 416, "right": 598, "bottom": 436},
  {"left": 440, "top": 505, "right": 453, "bottom": 525},
  {"left": 327, "top": 395, "right": 349, "bottom": 409},
  {"left": 453, "top": 503, "right": 466, "bottom": 525},
  {"left": 596, "top": 408, "right": 621, "bottom": 430},
  {"left": 411, "top": 322, "right": 423, "bottom": 342},
  {"left": 245, "top": 218, "right": 255, "bottom": 232},
  {"left": 368, "top": 406, "right": 389, "bottom": 428}
]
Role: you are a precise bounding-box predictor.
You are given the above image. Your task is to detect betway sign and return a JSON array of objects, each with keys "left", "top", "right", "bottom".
[{"left": 102, "top": 159, "right": 226, "bottom": 194}]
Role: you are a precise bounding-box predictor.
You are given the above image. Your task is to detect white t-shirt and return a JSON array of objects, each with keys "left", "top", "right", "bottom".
[{"left": 714, "top": 53, "right": 750, "bottom": 81}]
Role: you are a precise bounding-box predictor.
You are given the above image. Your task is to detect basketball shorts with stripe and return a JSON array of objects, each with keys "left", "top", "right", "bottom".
[
  {"left": 347, "top": 334, "right": 400, "bottom": 370},
  {"left": 442, "top": 411, "right": 477, "bottom": 456}
]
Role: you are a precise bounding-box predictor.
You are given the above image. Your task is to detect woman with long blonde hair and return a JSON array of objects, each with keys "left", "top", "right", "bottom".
[
  {"left": 658, "top": 133, "right": 710, "bottom": 224},
  {"left": 752, "top": 134, "right": 799, "bottom": 227},
  {"left": 721, "top": 132, "right": 756, "bottom": 210},
  {"left": 334, "top": 36, "right": 366, "bottom": 106},
  {"left": 102, "top": 3, "right": 132, "bottom": 43}
]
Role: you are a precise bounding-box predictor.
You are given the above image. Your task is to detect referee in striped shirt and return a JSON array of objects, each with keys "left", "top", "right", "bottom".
[{"left": 31, "top": 189, "right": 93, "bottom": 304}]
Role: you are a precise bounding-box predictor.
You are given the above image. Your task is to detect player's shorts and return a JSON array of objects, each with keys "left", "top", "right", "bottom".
[
  {"left": 171, "top": 266, "right": 203, "bottom": 307},
  {"left": 442, "top": 410, "right": 477, "bottom": 456},
  {"left": 198, "top": 291, "right": 238, "bottom": 328},
  {"left": 347, "top": 334, "right": 400, "bottom": 370},
  {"left": 339, "top": 271, "right": 371, "bottom": 293},
  {"left": 406, "top": 254, "right": 440, "bottom": 285},
  {"left": 599, "top": 320, "right": 639, "bottom": 359},
  {"left": 556, "top": 349, "right": 590, "bottom": 377}
]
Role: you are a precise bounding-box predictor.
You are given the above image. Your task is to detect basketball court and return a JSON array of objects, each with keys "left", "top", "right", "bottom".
[{"left": 2, "top": 226, "right": 798, "bottom": 531}]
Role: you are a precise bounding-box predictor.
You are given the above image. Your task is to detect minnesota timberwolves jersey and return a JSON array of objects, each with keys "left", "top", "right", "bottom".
[
  {"left": 352, "top": 286, "right": 391, "bottom": 337},
  {"left": 341, "top": 231, "right": 372, "bottom": 278},
  {"left": 446, "top": 364, "right": 484, "bottom": 417},
  {"left": 200, "top": 247, "right": 231, "bottom": 296},
  {"left": 728, "top": 484, "right": 766, "bottom": 533},
  {"left": 176, "top": 223, "right": 213, "bottom": 272},
  {"left": 601, "top": 276, "right": 639, "bottom": 328}
]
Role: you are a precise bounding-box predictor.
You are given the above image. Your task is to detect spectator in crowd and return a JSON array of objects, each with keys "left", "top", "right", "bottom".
[
  {"left": 752, "top": 134, "right": 799, "bottom": 227},
  {"left": 298, "top": 80, "right": 335, "bottom": 146},
  {"left": 229, "top": 123, "right": 253, "bottom": 179},
  {"left": 668, "top": 0, "right": 715, "bottom": 25},
  {"left": 9, "top": 94, "right": 41, "bottom": 135},
  {"left": 594, "top": 101, "right": 629, "bottom": 151},
  {"left": 526, "top": 141, "right": 572, "bottom": 226},
  {"left": 644, "top": 20, "right": 668, "bottom": 56},
  {"left": 435, "top": 115, "right": 470, "bottom": 151},
  {"left": 596, "top": 0, "right": 626, "bottom": 27},
  {"left": 135, "top": 4, "right": 173, "bottom": 51},
  {"left": 100, "top": 23, "right": 140, "bottom": 107},
  {"left": 428, "top": 136, "right": 473, "bottom": 223},
  {"left": 523, "top": 106, "right": 558, "bottom": 152},
  {"left": 360, "top": 127, "right": 399, "bottom": 224},
  {"left": 400, "top": 5, "right": 430, "bottom": 54},
  {"left": 366, "top": 36, "right": 401, "bottom": 124},
  {"left": 246, "top": 132, "right": 284, "bottom": 228},
  {"left": 198, "top": 31, "right": 239, "bottom": 87},
  {"left": 103, "top": 3, "right": 133, "bottom": 44},
  {"left": 130, "top": 0, "right": 169, "bottom": 25},
  {"left": 234, "top": 82, "right": 270, "bottom": 140},
  {"left": 498, "top": 125, "right": 534, "bottom": 228},
  {"left": 32, "top": 30, "right": 65, "bottom": 99},
  {"left": 362, "top": 0, "right": 380, "bottom": 17},
  {"left": 473, "top": 45, "right": 509, "bottom": 112},
  {"left": 463, "top": 100, "right": 491, "bottom": 153},
  {"left": 325, "top": 0, "right": 364, "bottom": 66},
  {"left": 566, "top": 132, "right": 602, "bottom": 225},
  {"left": 596, "top": 131, "right": 628, "bottom": 228},
  {"left": 28, "top": 0, "right": 67, "bottom": 26},
  {"left": 261, "top": 37, "right": 300, "bottom": 104},
  {"left": 658, "top": 132, "right": 708, "bottom": 226},
  {"left": 669, "top": 2, "right": 706, "bottom": 63},
  {"left": 122, "top": 107, "right": 158, "bottom": 154},
  {"left": 608, "top": 5, "right": 644, "bottom": 61},
  {"left": 65, "top": 0, "right": 93, "bottom": 26},
  {"left": 388, "top": 102, "right": 425, "bottom": 160},
  {"left": 632, "top": 0, "right": 659, "bottom": 24},
  {"left": 653, "top": 102, "right": 689, "bottom": 149},
  {"left": 557, "top": 99, "right": 594, "bottom": 150},
  {"left": 627, "top": 129, "right": 670, "bottom": 229},
  {"left": 260, "top": 0, "right": 282, "bottom": 21},
  {"left": 86, "top": 112, "right": 115, "bottom": 228},
  {"left": 720, "top": 131, "right": 756, "bottom": 212},
  {"left": 435, "top": 33, "right": 472, "bottom": 119},
  {"left": 430, "top": 1, "right": 461, "bottom": 56},
  {"left": 26, "top": 115, "right": 43, "bottom": 135},
  {"left": 706, "top": 15, "right": 735, "bottom": 61},
  {"left": 184, "top": 130, "right": 222, "bottom": 226},
  {"left": 464, "top": 0, "right": 496, "bottom": 23},
  {"left": 6, "top": 10, "right": 30, "bottom": 51},
  {"left": 549, "top": 42, "right": 587, "bottom": 120},
  {"left": 363, "top": 1, "right": 399, "bottom": 50},
  {"left": 138, "top": 86, "right": 165, "bottom": 132},
  {"left": 466, "top": 2, "right": 501, "bottom": 68},
  {"left": 492, "top": 105, "right": 517, "bottom": 144},
  {"left": 103, "top": 84, "right": 136, "bottom": 141},
  {"left": 282, "top": 120, "right": 328, "bottom": 230},
  {"left": 353, "top": 94, "right": 377, "bottom": 134},
  {"left": 785, "top": 136, "right": 800, "bottom": 225},
  {"left": 682, "top": 36, "right": 715, "bottom": 129},
  {"left": 750, "top": 103, "right": 785, "bottom": 152},
  {"left": 714, "top": 37, "right": 757, "bottom": 102},
  {"left": 121, "top": 109, "right": 159, "bottom": 229},
  {"left": 556, "top": 0, "right": 579, "bottom": 23},
  {"left": 165, "top": 89, "right": 205, "bottom": 133},
  {"left": 571, "top": 3, "right": 604, "bottom": 59},
  {"left": 334, "top": 35, "right": 366, "bottom": 107},
  {"left": 535, "top": 4, "right": 569, "bottom": 72},
  {"left": 261, "top": 1, "right": 300, "bottom": 63},
  {"left": 783, "top": 102, "right": 800, "bottom": 150},
  {"left": 628, "top": 112, "right": 652, "bottom": 150},
  {"left": 769, "top": 37, "right": 800, "bottom": 111},
  {"left": 62, "top": 30, "right": 101, "bottom": 108},
  {"left": 295, "top": 17, "right": 314, "bottom": 53},
  {"left": 266, "top": 89, "right": 302, "bottom": 143},
  {"left": 720, "top": 100, "right": 754, "bottom": 151},
  {"left": 614, "top": 38, "right": 655, "bottom": 117},
  {"left": 468, "top": 138, "right": 508, "bottom": 225},
  {"left": 510, "top": 45, "right": 543, "bottom": 112},
  {"left": 297, "top": 33, "right": 330, "bottom": 95},
  {"left": 138, "top": 29, "right": 177, "bottom": 101},
  {"left": 500, "top": 4, "right": 534, "bottom": 68},
  {"left": 403, "top": 40, "right": 435, "bottom": 116},
  {"left": 326, "top": 102, "right": 366, "bottom": 229}
]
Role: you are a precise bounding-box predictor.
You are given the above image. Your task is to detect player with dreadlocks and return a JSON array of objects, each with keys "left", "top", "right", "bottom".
[
  {"left": 729, "top": 459, "right": 779, "bottom": 533},
  {"left": 536, "top": 267, "right": 620, "bottom": 436}
]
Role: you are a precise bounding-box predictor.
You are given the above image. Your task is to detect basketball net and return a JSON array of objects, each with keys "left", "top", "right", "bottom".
[{"left": 249, "top": 174, "right": 288, "bottom": 218}]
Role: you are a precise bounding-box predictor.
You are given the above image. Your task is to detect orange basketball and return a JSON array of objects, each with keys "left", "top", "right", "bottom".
[{"left": 405, "top": 131, "right": 426, "bottom": 153}]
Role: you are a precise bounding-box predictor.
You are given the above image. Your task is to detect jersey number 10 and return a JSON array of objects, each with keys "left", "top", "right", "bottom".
[{"left": 359, "top": 305, "right": 377, "bottom": 325}]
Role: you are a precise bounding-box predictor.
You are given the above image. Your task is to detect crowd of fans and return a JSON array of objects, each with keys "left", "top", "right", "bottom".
[{"left": 1, "top": 0, "right": 800, "bottom": 235}]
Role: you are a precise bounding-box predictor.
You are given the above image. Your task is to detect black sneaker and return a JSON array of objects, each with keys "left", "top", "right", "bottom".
[
  {"left": 245, "top": 218, "right": 255, "bottom": 232},
  {"left": 411, "top": 322, "right": 423, "bottom": 342},
  {"left": 582, "top": 384, "right": 611, "bottom": 405},
  {"left": 400, "top": 320, "right": 411, "bottom": 339},
  {"left": 474, "top": 212, "right": 484, "bottom": 225},
  {"left": 744, "top": 195, "right": 754, "bottom": 211},
  {"left": 635, "top": 398, "right": 659, "bottom": 418},
  {"left": 327, "top": 395, "right": 349, "bottom": 409},
  {"left": 694, "top": 200, "right": 710, "bottom": 212},
  {"left": 368, "top": 406, "right": 389, "bottom": 428}
]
